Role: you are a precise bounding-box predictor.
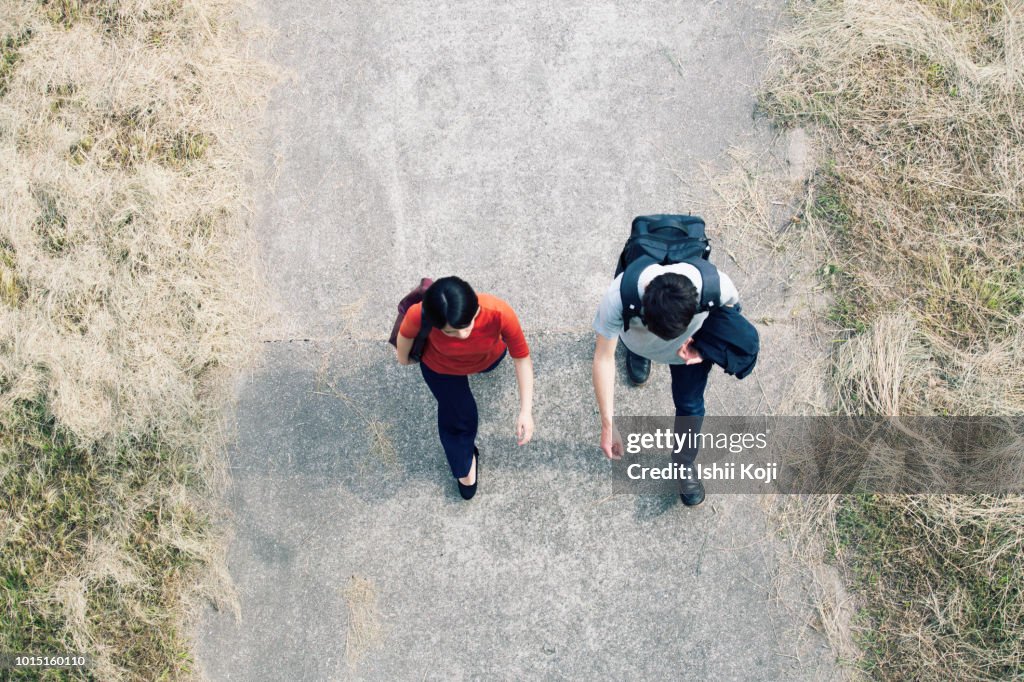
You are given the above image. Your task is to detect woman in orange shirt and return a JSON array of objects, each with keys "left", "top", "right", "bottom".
[{"left": 395, "top": 276, "right": 534, "bottom": 500}]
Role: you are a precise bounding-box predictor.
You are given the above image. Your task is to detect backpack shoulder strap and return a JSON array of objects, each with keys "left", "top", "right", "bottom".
[
  {"left": 620, "top": 255, "right": 657, "bottom": 332},
  {"left": 687, "top": 259, "right": 721, "bottom": 312}
]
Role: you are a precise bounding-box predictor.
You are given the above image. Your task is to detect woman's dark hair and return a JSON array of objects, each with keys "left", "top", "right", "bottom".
[
  {"left": 642, "top": 273, "right": 698, "bottom": 340},
  {"left": 422, "top": 276, "right": 479, "bottom": 329}
]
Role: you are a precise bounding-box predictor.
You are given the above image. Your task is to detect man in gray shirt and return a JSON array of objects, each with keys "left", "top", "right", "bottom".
[{"left": 591, "top": 261, "right": 740, "bottom": 506}]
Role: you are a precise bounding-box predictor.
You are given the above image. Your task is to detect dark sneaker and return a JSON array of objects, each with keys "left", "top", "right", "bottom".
[
  {"left": 625, "top": 348, "right": 651, "bottom": 386},
  {"left": 457, "top": 447, "right": 479, "bottom": 500},
  {"left": 679, "top": 476, "right": 705, "bottom": 507}
]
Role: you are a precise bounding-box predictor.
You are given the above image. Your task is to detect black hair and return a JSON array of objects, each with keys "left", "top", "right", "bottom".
[
  {"left": 642, "top": 273, "right": 698, "bottom": 340},
  {"left": 422, "top": 276, "right": 479, "bottom": 329}
]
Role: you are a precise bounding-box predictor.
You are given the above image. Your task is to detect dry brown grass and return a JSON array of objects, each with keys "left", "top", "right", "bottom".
[
  {"left": 762, "top": 0, "right": 1024, "bottom": 678},
  {"left": 764, "top": 0, "right": 1024, "bottom": 416},
  {"left": 774, "top": 491, "right": 1024, "bottom": 680},
  {"left": 0, "top": 0, "right": 270, "bottom": 679},
  {"left": 342, "top": 575, "right": 384, "bottom": 670}
]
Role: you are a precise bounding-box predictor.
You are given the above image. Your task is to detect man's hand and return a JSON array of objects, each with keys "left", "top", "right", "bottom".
[
  {"left": 678, "top": 337, "right": 703, "bottom": 365},
  {"left": 516, "top": 411, "right": 534, "bottom": 446},
  {"left": 600, "top": 423, "right": 624, "bottom": 460}
]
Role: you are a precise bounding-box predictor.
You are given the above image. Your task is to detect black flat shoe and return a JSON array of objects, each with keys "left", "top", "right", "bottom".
[
  {"left": 625, "top": 348, "right": 651, "bottom": 386},
  {"left": 679, "top": 476, "right": 705, "bottom": 507},
  {"left": 457, "top": 447, "right": 479, "bottom": 500}
]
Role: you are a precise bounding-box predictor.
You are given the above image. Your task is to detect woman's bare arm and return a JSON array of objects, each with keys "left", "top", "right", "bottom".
[
  {"left": 395, "top": 333, "right": 414, "bottom": 365},
  {"left": 513, "top": 355, "right": 534, "bottom": 445}
]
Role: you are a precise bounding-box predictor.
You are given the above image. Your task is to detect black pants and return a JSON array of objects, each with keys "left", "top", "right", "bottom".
[
  {"left": 419, "top": 350, "right": 506, "bottom": 478},
  {"left": 669, "top": 360, "right": 713, "bottom": 468}
]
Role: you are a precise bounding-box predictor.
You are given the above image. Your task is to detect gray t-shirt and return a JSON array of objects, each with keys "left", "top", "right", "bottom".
[{"left": 593, "top": 262, "right": 739, "bottom": 365}]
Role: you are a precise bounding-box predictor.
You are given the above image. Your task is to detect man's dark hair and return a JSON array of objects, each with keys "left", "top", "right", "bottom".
[
  {"left": 423, "top": 276, "right": 479, "bottom": 329},
  {"left": 642, "top": 273, "right": 698, "bottom": 340}
]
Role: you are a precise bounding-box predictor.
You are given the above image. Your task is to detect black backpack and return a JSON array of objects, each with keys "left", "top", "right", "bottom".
[{"left": 615, "top": 214, "right": 721, "bottom": 331}]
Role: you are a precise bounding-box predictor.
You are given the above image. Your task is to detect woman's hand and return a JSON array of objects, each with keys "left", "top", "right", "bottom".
[{"left": 516, "top": 410, "right": 534, "bottom": 446}]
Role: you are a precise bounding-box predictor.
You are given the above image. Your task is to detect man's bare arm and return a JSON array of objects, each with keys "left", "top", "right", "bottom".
[{"left": 592, "top": 333, "right": 623, "bottom": 459}]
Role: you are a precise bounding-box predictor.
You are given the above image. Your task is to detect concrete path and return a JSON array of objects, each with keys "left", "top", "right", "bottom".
[{"left": 196, "top": 1, "right": 837, "bottom": 679}]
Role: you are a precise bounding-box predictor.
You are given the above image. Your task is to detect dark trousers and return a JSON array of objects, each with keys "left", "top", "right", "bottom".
[
  {"left": 419, "top": 351, "right": 506, "bottom": 478},
  {"left": 669, "top": 360, "right": 713, "bottom": 468}
]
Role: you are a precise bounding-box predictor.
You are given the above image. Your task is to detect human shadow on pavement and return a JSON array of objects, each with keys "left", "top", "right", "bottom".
[{"left": 226, "top": 334, "right": 730, "bottom": 517}]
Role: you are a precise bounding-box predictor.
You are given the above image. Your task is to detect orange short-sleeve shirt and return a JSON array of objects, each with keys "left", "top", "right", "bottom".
[{"left": 399, "top": 293, "right": 529, "bottom": 375}]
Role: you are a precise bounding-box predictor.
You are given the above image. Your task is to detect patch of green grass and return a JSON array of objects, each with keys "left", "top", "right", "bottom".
[
  {"left": 809, "top": 170, "right": 876, "bottom": 337},
  {"left": 68, "top": 136, "right": 93, "bottom": 165},
  {"left": 165, "top": 130, "right": 210, "bottom": 165},
  {"left": 1, "top": 398, "right": 211, "bottom": 679},
  {"left": 100, "top": 108, "right": 211, "bottom": 169},
  {"left": 1, "top": 402, "right": 96, "bottom": 678},
  {"left": 0, "top": 241, "right": 23, "bottom": 308},
  {"left": 833, "top": 495, "right": 1024, "bottom": 680},
  {"left": 40, "top": 0, "right": 82, "bottom": 28},
  {"left": 817, "top": 259, "right": 872, "bottom": 336},
  {"left": 826, "top": 297, "right": 869, "bottom": 335},
  {"left": 48, "top": 82, "right": 78, "bottom": 113},
  {"left": 44, "top": 0, "right": 186, "bottom": 36},
  {"left": 32, "top": 188, "right": 71, "bottom": 254},
  {"left": 808, "top": 169, "right": 854, "bottom": 237},
  {"left": 0, "top": 29, "right": 33, "bottom": 98}
]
